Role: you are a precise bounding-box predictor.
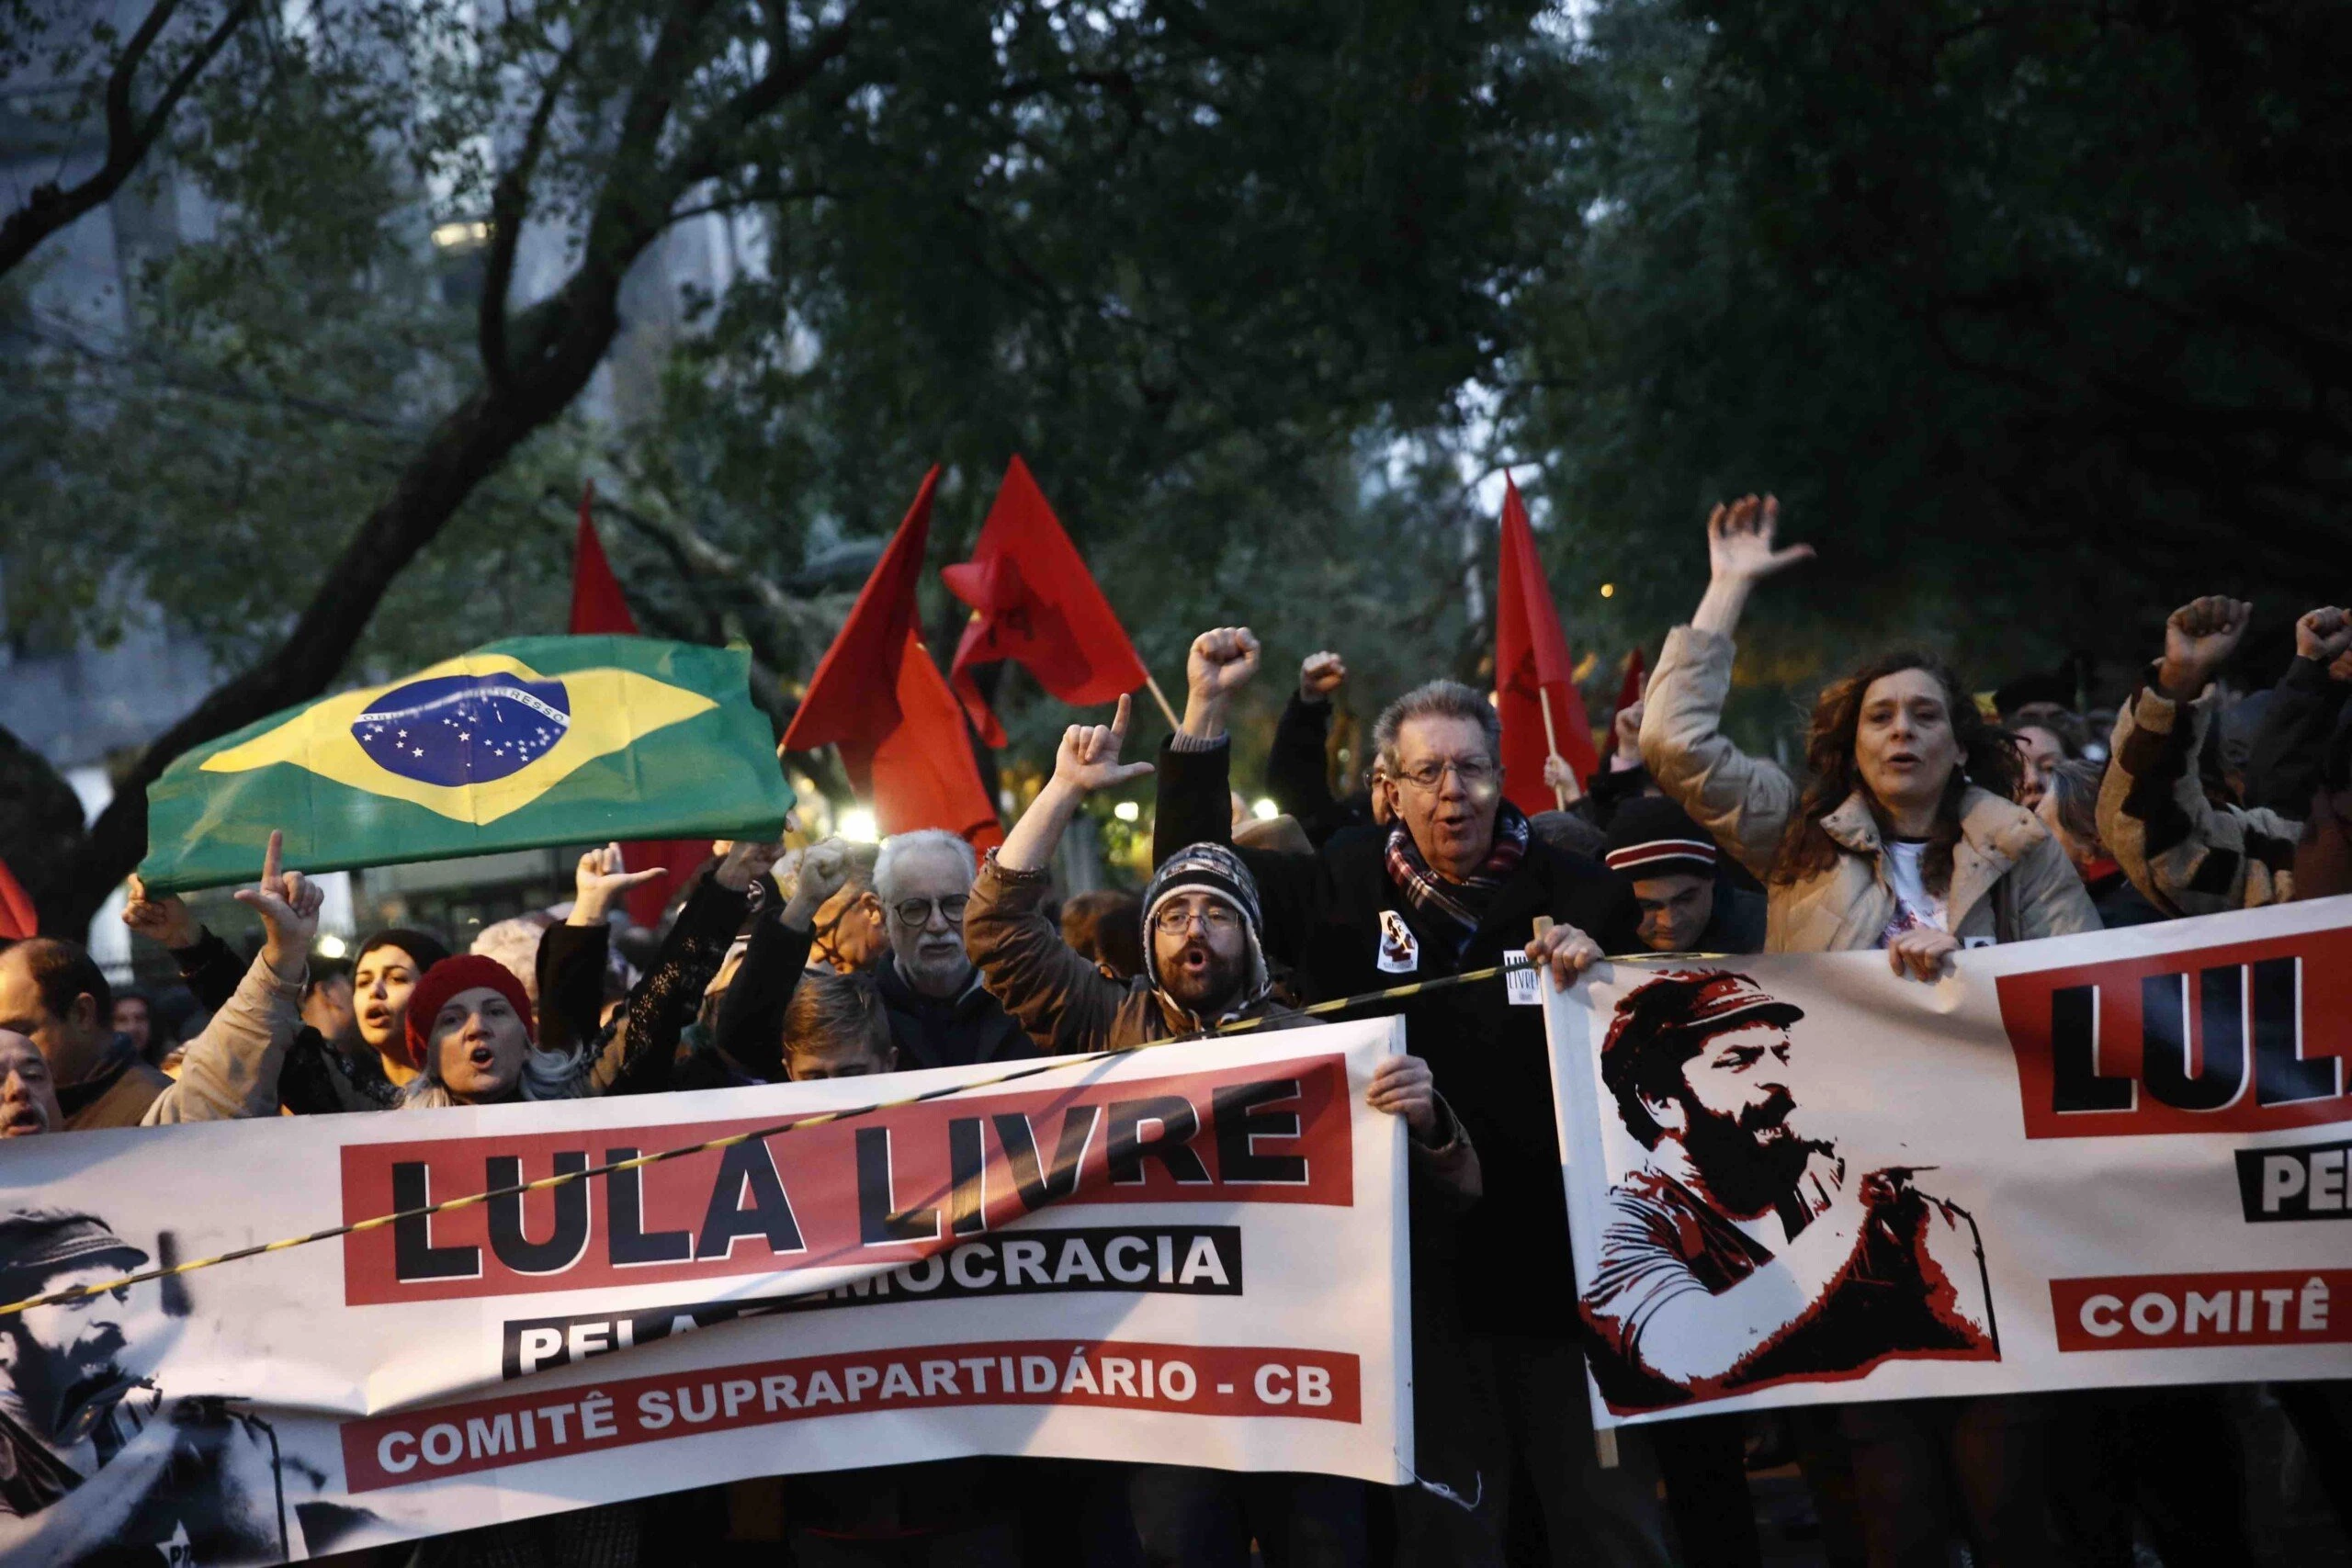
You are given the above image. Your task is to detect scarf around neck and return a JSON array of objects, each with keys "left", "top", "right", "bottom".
[{"left": 1385, "top": 802, "right": 1531, "bottom": 936}]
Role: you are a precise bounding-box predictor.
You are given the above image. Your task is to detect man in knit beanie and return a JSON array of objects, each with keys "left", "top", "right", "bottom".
[
  {"left": 967, "top": 694, "right": 1478, "bottom": 1568},
  {"left": 1604, "top": 795, "right": 1767, "bottom": 955}
]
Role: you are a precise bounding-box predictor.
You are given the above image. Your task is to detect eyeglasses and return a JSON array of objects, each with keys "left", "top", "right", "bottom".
[
  {"left": 1152, "top": 904, "right": 1242, "bottom": 936},
  {"left": 891, "top": 895, "right": 969, "bottom": 928},
  {"left": 1392, "top": 757, "right": 1500, "bottom": 794}
]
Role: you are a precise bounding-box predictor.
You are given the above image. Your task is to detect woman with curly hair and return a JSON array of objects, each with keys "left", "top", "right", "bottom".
[
  {"left": 1638, "top": 494, "right": 2098, "bottom": 1568},
  {"left": 1641, "top": 494, "right": 2095, "bottom": 976}
]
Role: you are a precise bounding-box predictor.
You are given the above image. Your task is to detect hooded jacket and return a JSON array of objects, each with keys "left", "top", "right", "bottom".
[{"left": 1641, "top": 625, "right": 2098, "bottom": 953}]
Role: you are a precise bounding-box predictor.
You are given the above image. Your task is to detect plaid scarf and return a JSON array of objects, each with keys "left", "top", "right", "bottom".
[{"left": 1384, "top": 802, "right": 1531, "bottom": 938}]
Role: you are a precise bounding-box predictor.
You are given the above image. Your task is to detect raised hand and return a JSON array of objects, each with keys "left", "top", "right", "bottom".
[
  {"left": 1179, "top": 626, "right": 1262, "bottom": 740},
  {"left": 1706, "top": 494, "right": 1813, "bottom": 587},
  {"left": 782, "top": 839, "right": 855, "bottom": 929},
  {"left": 1299, "top": 650, "right": 1347, "bottom": 703},
  {"left": 232, "top": 830, "right": 322, "bottom": 981},
  {"left": 1691, "top": 495, "right": 1811, "bottom": 637},
  {"left": 1189, "top": 626, "right": 1261, "bottom": 701},
  {"left": 121, "top": 875, "right": 202, "bottom": 951},
  {"left": 569, "top": 841, "right": 668, "bottom": 926},
  {"left": 1611, "top": 695, "right": 1646, "bottom": 767},
  {"left": 1054, "top": 694, "right": 1157, "bottom": 795},
  {"left": 712, "top": 840, "right": 786, "bottom": 893},
  {"left": 2157, "top": 595, "right": 2254, "bottom": 698},
  {"left": 1542, "top": 753, "right": 1576, "bottom": 797},
  {"left": 2295, "top": 607, "right": 2352, "bottom": 667}
]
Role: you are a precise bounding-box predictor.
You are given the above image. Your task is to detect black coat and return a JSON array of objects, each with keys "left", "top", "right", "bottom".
[
  {"left": 1155, "top": 738, "right": 1640, "bottom": 1337},
  {"left": 876, "top": 953, "right": 1039, "bottom": 1072}
]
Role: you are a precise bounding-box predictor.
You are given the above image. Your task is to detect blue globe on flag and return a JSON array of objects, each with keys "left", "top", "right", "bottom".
[{"left": 352, "top": 673, "right": 573, "bottom": 787}]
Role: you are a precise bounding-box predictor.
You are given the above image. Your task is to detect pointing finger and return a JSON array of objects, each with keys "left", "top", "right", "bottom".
[
  {"left": 1111, "top": 693, "right": 1132, "bottom": 745},
  {"left": 260, "top": 829, "right": 283, "bottom": 891}
]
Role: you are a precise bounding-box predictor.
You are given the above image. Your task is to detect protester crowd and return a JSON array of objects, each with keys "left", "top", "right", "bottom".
[{"left": 1, "top": 496, "right": 2348, "bottom": 1566}]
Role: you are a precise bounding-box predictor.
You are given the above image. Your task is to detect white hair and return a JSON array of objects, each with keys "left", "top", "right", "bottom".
[
  {"left": 873, "top": 829, "right": 978, "bottom": 904},
  {"left": 468, "top": 917, "right": 547, "bottom": 1003},
  {"left": 1373, "top": 679, "right": 1501, "bottom": 773}
]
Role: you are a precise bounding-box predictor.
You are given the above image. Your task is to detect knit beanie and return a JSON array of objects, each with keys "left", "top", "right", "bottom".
[
  {"left": 1142, "top": 842, "right": 1270, "bottom": 1010},
  {"left": 1603, "top": 796, "right": 1722, "bottom": 883},
  {"left": 402, "top": 954, "right": 536, "bottom": 1070}
]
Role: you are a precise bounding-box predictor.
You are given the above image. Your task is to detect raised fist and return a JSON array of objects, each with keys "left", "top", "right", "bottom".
[
  {"left": 1299, "top": 651, "right": 1347, "bottom": 703},
  {"left": 712, "top": 840, "right": 785, "bottom": 893},
  {"left": 2295, "top": 607, "right": 2352, "bottom": 666},
  {"left": 2158, "top": 595, "right": 2253, "bottom": 697},
  {"left": 1187, "top": 626, "right": 1261, "bottom": 703}
]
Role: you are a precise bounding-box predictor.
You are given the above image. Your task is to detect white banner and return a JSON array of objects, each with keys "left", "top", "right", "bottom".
[
  {"left": 0, "top": 1022, "right": 1410, "bottom": 1562},
  {"left": 1544, "top": 898, "right": 2352, "bottom": 1428}
]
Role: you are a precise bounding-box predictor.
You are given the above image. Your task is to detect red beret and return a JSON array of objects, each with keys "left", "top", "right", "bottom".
[{"left": 402, "top": 954, "right": 535, "bottom": 1070}]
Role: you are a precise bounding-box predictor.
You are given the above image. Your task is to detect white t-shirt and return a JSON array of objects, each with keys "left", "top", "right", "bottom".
[{"left": 1881, "top": 839, "right": 1949, "bottom": 946}]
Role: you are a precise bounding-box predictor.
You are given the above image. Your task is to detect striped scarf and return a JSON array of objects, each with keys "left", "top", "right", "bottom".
[{"left": 1384, "top": 803, "right": 1531, "bottom": 938}]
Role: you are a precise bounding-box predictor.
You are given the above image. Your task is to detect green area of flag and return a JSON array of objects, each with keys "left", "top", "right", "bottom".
[{"left": 138, "top": 637, "right": 793, "bottom": 892}]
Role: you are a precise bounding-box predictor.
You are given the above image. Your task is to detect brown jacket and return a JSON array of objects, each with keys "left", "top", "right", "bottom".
[
  {"left": 60, "top": 951, "right": 304, "bottom": 1132},
  {"left": 965, "top": 853, "right": 1480, "bottom": 1199},
  {"left": 1641, "top": 625, "right": 2098, "bottom": 953},
  {"left": 2098, "top": 678, "right": 2301, "bottom": 916}
]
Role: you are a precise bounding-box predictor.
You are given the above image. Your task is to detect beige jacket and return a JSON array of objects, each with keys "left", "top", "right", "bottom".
[
  {"left": 1640, "top": 625, "right": 2098, "bottom": 953},
  {"left": 145, "top": 951, "right": 304, "bottom": 1124}
]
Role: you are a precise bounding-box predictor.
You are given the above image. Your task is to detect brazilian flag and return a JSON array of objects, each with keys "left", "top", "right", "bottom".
[{"left": 139, "top": 637, "right": 795, "bottom": 892}]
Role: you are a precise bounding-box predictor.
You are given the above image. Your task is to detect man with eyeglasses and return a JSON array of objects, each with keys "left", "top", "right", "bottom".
[
  {"left": 869, "top": 828, "right": 1036, "bottom": 1071},
  {"left": 1152, "top": 627, "right": 1667, "bottom": 1568},
  {"left": 967, "top": 694, "right": 1477, "bottom": 1568}
]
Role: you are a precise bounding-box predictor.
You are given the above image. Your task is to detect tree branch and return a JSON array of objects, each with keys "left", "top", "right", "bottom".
[
  {"left": 54, "top": 0, "right": 868, "bottom": 930},
  {"left": 481, "top": 38, "right": 582, "bottom": 396},
  {"left": 0, "top": 0, "right": 261, "bottom": 279}
]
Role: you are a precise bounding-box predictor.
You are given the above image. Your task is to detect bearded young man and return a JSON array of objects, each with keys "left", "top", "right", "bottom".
[
  {"left": 967, "top": 694, "right": 1476, "bottom": 1568},
  {"left": 1149, "top": 629, "right": 1662, "bottom": 1568}
]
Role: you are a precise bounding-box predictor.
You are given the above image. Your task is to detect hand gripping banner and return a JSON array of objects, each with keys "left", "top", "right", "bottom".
[
  {"left": 0, "top": 1024, "right": 1410, "bottom": 1562},
  {"left": 1544, "top": 898, "right": 2352, "bottom": 1428}
]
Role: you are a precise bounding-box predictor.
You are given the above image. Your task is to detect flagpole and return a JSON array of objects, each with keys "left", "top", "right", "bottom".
[
  {"left": 1538, "top": 686, "right": 1570, "bottom": 811},
  {"left": 1143, "top": 673, "right": 1182, "bottom": 732}
]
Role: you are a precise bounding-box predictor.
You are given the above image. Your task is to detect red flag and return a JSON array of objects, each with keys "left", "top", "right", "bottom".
[
  {"left": 0, "top": 855, "right": 36, "bottom": 942},
  {"left": 569, "top": 482, "right": 637, "bottom": 637},
  {"left": 1495, "top": 476, "right": 1600, "bottom": 816},
  {"left": 780, "top": 468, "right": 938, "bottom": 755},
  {"left": 941, "top": 456, "right": 1150, "bottom": 747},
  {"left": 570, "top": 483, "right": 705, "bottom": 924},
  {"left": 866, "top": 632, "right": 1006, "bottom": 850},
  {"left": 781, "top": 468, "right": 1001, "bottom": 849}
]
